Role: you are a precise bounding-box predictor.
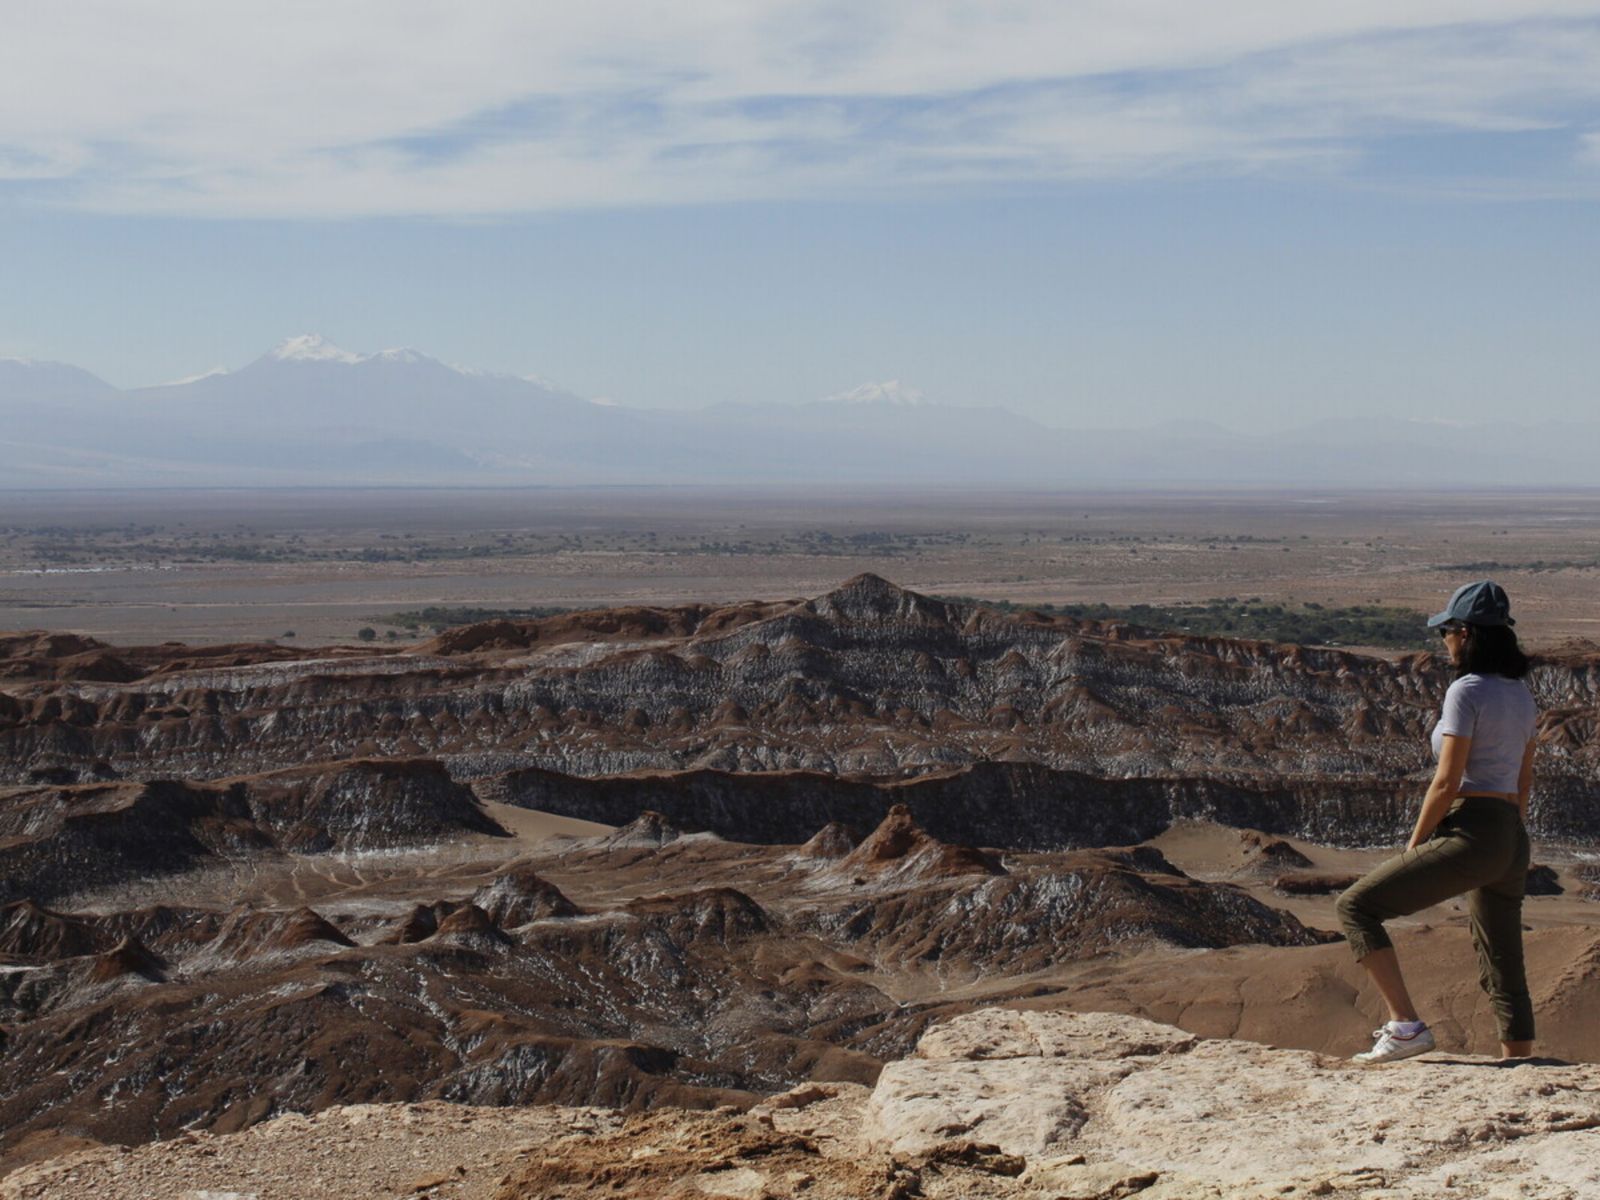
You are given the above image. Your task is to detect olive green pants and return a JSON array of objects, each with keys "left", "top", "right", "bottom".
[{"left": 1336, "top": 797, "right": 1534, "bottom": 1043}]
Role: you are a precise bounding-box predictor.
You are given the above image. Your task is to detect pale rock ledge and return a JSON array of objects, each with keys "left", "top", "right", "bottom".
[
  {"left": 5, "top": 1009, "right": 1600, "bottom": 1200},
  {"left": 868, "top": 1008, "right": 1600, "bottom": 1199}
]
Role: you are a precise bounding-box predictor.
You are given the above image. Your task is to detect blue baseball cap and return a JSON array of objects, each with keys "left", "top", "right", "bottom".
[{"left": 1428, "top": 580, "right": 1514, "bottom": 628}]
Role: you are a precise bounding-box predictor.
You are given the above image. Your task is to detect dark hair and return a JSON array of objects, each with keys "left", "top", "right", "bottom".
[{"left": 1457, "top": 623, "right": 1530, "bottom": 680}]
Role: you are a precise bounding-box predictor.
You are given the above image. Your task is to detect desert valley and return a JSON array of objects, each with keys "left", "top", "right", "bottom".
[{"left": 2, "top": 553, "right": 1599, "bottom": 1198}]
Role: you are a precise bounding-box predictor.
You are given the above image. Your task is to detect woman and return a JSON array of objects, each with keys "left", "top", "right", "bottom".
[{"left": 1337, "top": 580, "right": 1538, "bottom": 1063}]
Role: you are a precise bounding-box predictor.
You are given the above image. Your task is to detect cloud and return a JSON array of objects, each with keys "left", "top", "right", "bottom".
[{"left": 3, "top": 2, "right": 1600, "bottom": 217}]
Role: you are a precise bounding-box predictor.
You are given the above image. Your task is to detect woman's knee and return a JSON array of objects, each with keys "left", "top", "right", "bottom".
[
  {"left": 1335, "top": 884, "right": 1367, "bottom": 928},
  {"left": 1336, "top": 885, "right": 1389, "bottom": 959}
]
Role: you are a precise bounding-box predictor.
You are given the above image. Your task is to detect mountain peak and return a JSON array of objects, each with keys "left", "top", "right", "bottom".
[
  {"left": 799, "top": 575, "right": 964, "bottom": 632},
  {"left": 161, "top": 366, "right": 230, "bottom": 386},
  {"left": 260, "top": 337, "right": 453, "bottom": 372},
  {"left": 820, "top": 380, "right": 928, "bottom": 407},
  {"left": 268, "top": 334, "right": 362, "bottom": 364},
  {"left": 0, "top": 356, "right": 118, "bottom": 398},
  {"left": 371, "top": 347, "right": 427, "bottom": 365}
]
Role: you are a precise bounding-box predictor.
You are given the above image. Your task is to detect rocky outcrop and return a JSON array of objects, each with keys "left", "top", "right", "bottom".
[
  {"left": 819, "top": 845, "right": 1332, "bottom": 971},
  {"left": 1236, "top": 828, "right": 1312, "bottom": 872},
  {"left": 243, "top": 758, "right": 507, "bottom": 852},
  {"left": 419, "top": 599, "right": 785, "bottom": 656},
  {"left": 797, "top": 820, "right": 861, "bottom": 859},
  {"left": 0, "top": 631, "right": 386, "bottom": 686},
  {"left": 831, "top": 804, "right": 1004, "bottom": 885},
  {"left": 86, "top": 936, "right": 165, "bottom": 984},
  {"left": 429, "top": 903, "right": 510, "bottom": 949},
  {"left": 384, "top": 901, "right": 454, "bottom": 944},
  {"left": 593, "top": 809, "right": 690, "bottom": 850},
  {"left": 0, "top": 633, "right": 143, "bottom": 684},
  {"left": 0, "top": 901, "right": 98, "bottom": 960},
  {"left": 0, "top": 883, "right": 883, "bottom": 1153},
  {"left": 867, "top": 1008, "right": 1600, "bottom": 1196},
  {"left": 472, "top": 866, "right": 578, "bottom": 925},
  {"left": 0, "top": 901, "right": 223, "bottom": 970},
  {"left": 209, "top": 906, "right": 356, "bottom": 962},
  {"left": 624, "top": 888, "right": 770, "bottom": 945},
  {"left": 12, "top": 1009, "right": 1600, "bottom": 1199},
  {"left": 1527, "top": 863, "right": 1564, "bottom": 895}
]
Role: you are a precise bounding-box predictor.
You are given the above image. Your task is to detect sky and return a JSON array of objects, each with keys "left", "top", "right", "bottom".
[{"left": 3, "top": 1, "right": 1600, "bottom": 432}]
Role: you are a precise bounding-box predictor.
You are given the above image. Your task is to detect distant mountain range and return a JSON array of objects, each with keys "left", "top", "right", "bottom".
[{"left": 2, "top": 336, "right": 1595, "bottom": 487}]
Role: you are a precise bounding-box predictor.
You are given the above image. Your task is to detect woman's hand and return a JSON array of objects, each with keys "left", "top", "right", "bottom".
[{"left": 1408, "top": 733, "right": 1471, "bottom": 850}]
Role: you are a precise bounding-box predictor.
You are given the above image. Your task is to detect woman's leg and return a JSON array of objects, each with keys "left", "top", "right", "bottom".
[
  {"left": 1357, "top": 946, "right": 1419, "bottom": 1023},
  {"left": 1337, "top": 830, "right": 1501, "bottom": 1024},
  {"left": 1469, "top": 825, "right": 1534, "bottom": 1058}
]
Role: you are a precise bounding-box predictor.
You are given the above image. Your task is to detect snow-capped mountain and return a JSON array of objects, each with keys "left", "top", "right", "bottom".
[
  {"left": 129, "top": 334, "right": 604, "bottom": 453},
  {"left": 819, "top": 380, "right": 929, "bottom": 407},
  {"left": 3, "top": 337, "right": 1600, "bottom": 487},
  {"left": 267, "top": 333, "right": 366, "bottom": 364},
  {"left": 264, "top": 335, "right": 462, "bottom": 370}
]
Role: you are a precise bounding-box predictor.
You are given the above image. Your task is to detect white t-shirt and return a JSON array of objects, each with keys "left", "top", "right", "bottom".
[{"left": 1430, "top": 673, "right": 1537, "bottom": 794}]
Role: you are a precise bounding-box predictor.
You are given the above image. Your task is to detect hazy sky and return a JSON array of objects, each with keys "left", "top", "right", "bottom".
[{"left": 3, "top": 2, "right": 1599, "bottom": 430}]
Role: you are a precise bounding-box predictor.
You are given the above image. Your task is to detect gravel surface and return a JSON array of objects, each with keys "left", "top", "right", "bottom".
[{"left": 0, "top": 1102, "right": 621, "bottom": 1200}]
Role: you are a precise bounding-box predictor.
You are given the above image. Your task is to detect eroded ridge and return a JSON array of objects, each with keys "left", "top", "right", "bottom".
[{"left": 5, "top": 575, "right": 1598, "bottom": 844}]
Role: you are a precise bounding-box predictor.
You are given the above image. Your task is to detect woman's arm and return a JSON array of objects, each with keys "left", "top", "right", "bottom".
[
  {"left": 1515, "top": 737, "right": 1536, "bottom": 823},
  {"left": 1408, "top": 734, "right": 1470, "bottom": 850}
]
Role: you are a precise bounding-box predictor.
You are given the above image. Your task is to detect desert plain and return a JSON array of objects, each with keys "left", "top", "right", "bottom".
[{"left": 3, "top": 485, "right": 1599, "bottom": 647}]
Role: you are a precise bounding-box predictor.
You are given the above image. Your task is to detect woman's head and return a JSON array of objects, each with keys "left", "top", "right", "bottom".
[
  {"left": 1437, "top": 620, "right": 1529, "bottom": 679},
  {"left": 1430, "top": 579, "right": 1528, "bottom": 678}
]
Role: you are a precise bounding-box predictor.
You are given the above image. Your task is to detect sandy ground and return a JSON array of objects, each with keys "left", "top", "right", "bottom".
[
  {"left": 478, "top": 802, "right": 615, "bottom": 843},
  {"left": 1149, "top": 818, "right": 1600, "bottom": 929}
]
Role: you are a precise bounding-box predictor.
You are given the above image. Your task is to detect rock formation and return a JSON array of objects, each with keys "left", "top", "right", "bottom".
[
  {"left": 0, "top": 758, "right": 506, "bottom": 904},
  {"left": 797, "top": 820, "right": 861, "bottom": 859},
  {"left": 1236, "top": 828, "right": 1312, "bottom": 873},
  {"left": 865, "top": 1007, "right": 1600, "bottom": 1197},
  {"left": 831, "top": 803, "right": 1005, "bottom": 885},
  {"left": 594, "top": 809, "right": 689, "bottom": 850},
  {"left": 86, "top": 936, "right": 166, "bottom": 985},
  {"left": 471, "top": 865, "right": 578, "bottom": 926},
  {"left": 6, "top": 575, "right": 1599, "bottom": 844},
  {"left": 0, "top": 811, "right": 1334, "bottom": 1158}
]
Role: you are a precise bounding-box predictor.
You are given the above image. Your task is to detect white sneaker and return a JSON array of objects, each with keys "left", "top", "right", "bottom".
[{"left": 1354, "top": 1022, "right": 1436, "bottom": 1064}]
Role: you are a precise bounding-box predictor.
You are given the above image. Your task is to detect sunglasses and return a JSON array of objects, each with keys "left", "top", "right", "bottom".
[{"left": 1437, "top": 624, "right": 1467, "bottom": 639}]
